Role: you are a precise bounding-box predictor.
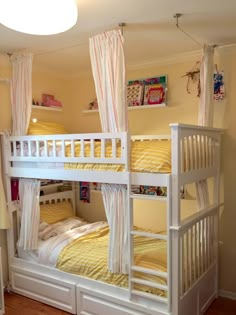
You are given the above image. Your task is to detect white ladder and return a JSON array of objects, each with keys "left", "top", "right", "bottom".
[{"left": 128, "top": 191, "right": 170, "bottom": 306}]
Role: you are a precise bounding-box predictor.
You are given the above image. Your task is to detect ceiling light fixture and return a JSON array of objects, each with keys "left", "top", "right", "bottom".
[{"left": 0, "top": 0, "right": 78, "bottom": 35}]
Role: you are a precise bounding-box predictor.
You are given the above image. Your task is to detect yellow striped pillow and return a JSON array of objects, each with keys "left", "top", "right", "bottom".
[
  {"left": 28, "top": 121, "right": 68, "bottom": 135},
  {"left": 40, "top": 201, "right": 74, "bottom": 224}
]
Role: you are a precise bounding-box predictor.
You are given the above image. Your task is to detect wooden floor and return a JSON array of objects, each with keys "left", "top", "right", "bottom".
[{"left": 4, "top": 293, "right": 236, "bottom": 314}]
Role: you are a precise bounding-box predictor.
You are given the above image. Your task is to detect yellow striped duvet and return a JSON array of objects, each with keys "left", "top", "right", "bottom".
[
  {"left": 64, "top": 140, "right": 171, "bottom": 173},
  {"left": 57, "top": 226, "right": 167, "bottom": 296}
]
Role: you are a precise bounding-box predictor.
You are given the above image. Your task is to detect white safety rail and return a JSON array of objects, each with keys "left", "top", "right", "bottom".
[
  {"left": 39, "top": 190, "right": 76, "bottom": 215},
  {"left": 170, "top": 124, "right": 222, "bottom": 315},
  {"left": 6, "top": 132, "right": 128, "bottom": 165},
  {"left": 179, "top": 206, "right": 218, "bottom": 297}
]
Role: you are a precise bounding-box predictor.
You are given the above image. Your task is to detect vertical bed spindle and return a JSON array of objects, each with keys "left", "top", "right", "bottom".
[
  {"left": 71, "top": 140, "right": 75, "bottom": 158},
  {"left": 90, "top": 139, "right": 95, "bottom": 158},
  {"left": 81, "top": 139, "right": 84, "bottom": 158}
]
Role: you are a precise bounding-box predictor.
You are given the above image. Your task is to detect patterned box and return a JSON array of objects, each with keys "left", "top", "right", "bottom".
[
  {"left": 127, "top": 83, "right": 144, "bottom": 106},
  {"left": 143, "top": 84, "right": 165, "bottom": 105}
]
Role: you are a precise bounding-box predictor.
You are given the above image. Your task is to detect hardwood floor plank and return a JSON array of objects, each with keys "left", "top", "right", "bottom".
[
  {"left": 4, "top": 293, "right": 70, "bottom": 315},
  {"left": 4, "top": 293, "right": 236, "bottom": 314}
]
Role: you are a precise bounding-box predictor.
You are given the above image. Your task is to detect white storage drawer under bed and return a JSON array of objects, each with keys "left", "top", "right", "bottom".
[
  {"left": 77, "top": 285, "right": 167, "bottom": 315},
  {"left": 11, "top": 265, "right": 76, "bottom": 314}
]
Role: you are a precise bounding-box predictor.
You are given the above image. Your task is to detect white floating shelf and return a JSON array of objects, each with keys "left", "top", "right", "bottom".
[
  {"left": 32, "top": 105, "right": 62, "bottom": 112},
  {"left": 82, "top": 103, "right": 166, "bottom": 114},
  {"left": 128, "top": 103, "right": 166, "bottom": 110}
]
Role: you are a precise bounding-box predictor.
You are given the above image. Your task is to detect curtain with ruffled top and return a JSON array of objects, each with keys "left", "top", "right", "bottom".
[{"left": 89, "top": 29, "right": 128, "bottom": 273}]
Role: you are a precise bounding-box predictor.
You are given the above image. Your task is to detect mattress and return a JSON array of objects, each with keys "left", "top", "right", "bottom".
[
  {"left": 57, "top": 225, "right": 167, "bottom": 296},
  {"left": 18, "top": 220, "right": 167, "bottom": 297},
  {"left": 15, "top": 139, "right": 171, "bottom": 173}
]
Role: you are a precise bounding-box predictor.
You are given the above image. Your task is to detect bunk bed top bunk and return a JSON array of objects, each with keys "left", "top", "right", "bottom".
[{"left": 1, "top": 123, "right": 222, "bottom": 187}]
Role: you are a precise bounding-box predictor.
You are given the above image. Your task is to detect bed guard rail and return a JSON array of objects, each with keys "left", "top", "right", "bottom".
[{"left": 2, "top": 132, "right": 130, "bottom": 167}]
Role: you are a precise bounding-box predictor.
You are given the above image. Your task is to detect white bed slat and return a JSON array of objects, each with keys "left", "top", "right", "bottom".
[
  {"left": 61, "top": 140, "right": 65, "bottom": 157},
  {"left": 90, "top": 139, "right": 94, "bottom": 158},
  {"left": 130, "top": 230, "right": 167, "bottom": 241},
  {"left": 36, "top": 140, "right": 40, "bottom": 157},
  {"left": 81, "top": 139, "right": 85, "bottom": 157},
  {"left": 131, "top": 278, "right": 168, "bottom": 292},
  {"left": 71, "top": 140, "right": 75, "bottom": 158},
  {"left": 44, "top": 140, "right": 48, "bottom": 156},
  {"left": 131, "top": 266, "right": 167, "bottom": 279},
  {"left": 101, "top": 139, "right": 105, "bottom": 158},
  {"left": 132, "top": 290, "right": 168, "bottom": 304},
  {"left": 189, "top": 136, "right": 193, "bottom": 171},
  {"left": 112, "top": 138, "right": 116, "bottom": 158},
  {"left": 52, "top": 140, "right": 56, "bottom": 157}
]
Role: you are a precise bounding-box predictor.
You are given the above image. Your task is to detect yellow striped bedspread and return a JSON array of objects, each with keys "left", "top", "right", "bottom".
[
  {"left": 57, "top": 225, "right": 167, "bottom": 296},
  {"left": 64, "top": 140, "right": 171, "bottom": 173}
]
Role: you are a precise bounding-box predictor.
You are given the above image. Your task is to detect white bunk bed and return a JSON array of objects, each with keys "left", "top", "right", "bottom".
[{"left": 1, "top": 123, "right": 222, "bottom": 315}]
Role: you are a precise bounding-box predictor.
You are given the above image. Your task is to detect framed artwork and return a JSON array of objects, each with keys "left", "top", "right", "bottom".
[
  {"left": 143, "top": 76, "right": 167, "bottom": 105},
  {"left": 127, "top": 75, "right": 167, "bottom": 106},
  {"left": 214, "top": 71, "right": 225, "bottom": 101},
  {"left": 79, "top": 181, "right": 90, "bottom": 203},
  {"left": 127, "top": 80, "right": 144, "bottom": 106}
]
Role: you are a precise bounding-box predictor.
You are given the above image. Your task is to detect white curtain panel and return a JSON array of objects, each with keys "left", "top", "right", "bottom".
[
  {"left": 196, "top": 45, "right": 215, "bottom": 210},
  {"left": 102, "top": 184, "right": 129, "bottom": 273},
  {"left": 18, "top": 179, "right": 40, "bottom": 250},
  {"left": 89, "top": 29, "right": 127, "bottom": 133},
  {"left": 0, "top": 177, "right": 10, "bottom": 229},
  {"left": 198, "top": 45, "right": 215, "bottom": 127},
  {"left": 10, "top": 53, "right": 33, "bottom": 136},
  {"left": 89, "top": 29, "right": 128, "bottom": 273}
]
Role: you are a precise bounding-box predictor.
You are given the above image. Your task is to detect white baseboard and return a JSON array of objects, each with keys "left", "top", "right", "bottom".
[{"left": 219, "top": 290, "right": 236, "bottom": 300}]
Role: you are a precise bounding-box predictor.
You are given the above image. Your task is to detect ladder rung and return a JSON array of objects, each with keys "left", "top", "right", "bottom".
[
  {"left": 132, "top": 289, "right": 168, "bottom": 304},
  {"left": 131, "top": 230, "right": 167, "bottom": 240},
  {"left": 131, "top": 193, "right": 167, "bottom": 201},
  {"left": 131, "top": 277, "right": 168, "bottom": 291},
  {"left": 131, "top": 266, "right": 167, "bottom": 279}
]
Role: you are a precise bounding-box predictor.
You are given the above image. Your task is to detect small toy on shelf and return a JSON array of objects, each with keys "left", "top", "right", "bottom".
[{"left": 88, "top": 98, "right": 98, "bottom": 110}]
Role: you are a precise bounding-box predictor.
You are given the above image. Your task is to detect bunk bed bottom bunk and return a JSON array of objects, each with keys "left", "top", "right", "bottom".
[
  {"left": 10, "top": 245, "right": 218, "bottom": 315},
  {"left": 10, "top": 257, "right": 217, "bottom": 315},
  {"left": 9, "top": 190, "right": 219, "bottom": 315}
]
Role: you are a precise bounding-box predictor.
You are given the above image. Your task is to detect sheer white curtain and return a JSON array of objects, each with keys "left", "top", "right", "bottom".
[
  {"left": 90, "top": 29, "right": 128, "bottom": 273},
  {"left": 0, "top": 177, "right": 10, "bottom": 229},
  {"left": 196, "top": 45, "right": 215, "bottom": 210},
  {"left": 102, "top": 184, "right": 128, "bottom": 273},
  {"left": 18, "top": 179, "right": 40, "bottom": 250},
  {"left": 10, "top": 53, "right": 33, "bottom": 136},
  {"left": 0, "top": 135, "right": 10, "bottom": 229},
  {"left": 89, "top": 29, "right": 127, "bottom": 133}
]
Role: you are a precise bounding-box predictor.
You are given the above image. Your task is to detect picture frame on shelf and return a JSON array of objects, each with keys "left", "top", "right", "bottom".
[
  {"left": 127, "top": 75, "right": 167, "bottom": 107},
  {"left": 127, "top": 80, "right": 144, "bottom": 107}
]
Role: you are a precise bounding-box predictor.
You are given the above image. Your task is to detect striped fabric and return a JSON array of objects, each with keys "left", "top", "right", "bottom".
[
  {"left": 89, "top": 29, "right": 127, "bottom": 133},
  {"left": 28, "top": 121, "right": 68, "bottom": 135},
  {"left": 90, "top": 29, "right": 128, "bottom": 273},
  {"left": 196, "top": 45, "right": 215, "bottom": 210},
  {"left": 57, "top": 225, "right": 167, "bottom": 296},
  {"left": 40, "top": 201, "right": 74, "bottom": 224},
  {"left": 11, "top": 53, "right": 33, "bottom": 136},
  {"left": 18, "top": 179, "right": 40, "bottom": 250},
  {"left": 65, "top": 139, "right": 171, "bottom": 173}
]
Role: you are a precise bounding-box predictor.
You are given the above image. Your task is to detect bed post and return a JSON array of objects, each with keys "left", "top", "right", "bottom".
[
  {"left": 0, "top": 135, "right": 16, "bottom": 286},
  {"left": 213, "top": 133, "right": 221, "bottom": 299},
  {"left": 170, "top": 124, "right": 181, "bottom": 315}
]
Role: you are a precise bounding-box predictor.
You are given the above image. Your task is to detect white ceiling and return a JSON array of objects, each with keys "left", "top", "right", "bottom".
[{"left": 0, "top": 0, "right": 236, "bottom": 78}]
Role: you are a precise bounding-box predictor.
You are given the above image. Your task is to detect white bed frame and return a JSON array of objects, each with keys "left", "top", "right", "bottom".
[{"left": 0, "top": 123, "right": 222, "bottom": 315}]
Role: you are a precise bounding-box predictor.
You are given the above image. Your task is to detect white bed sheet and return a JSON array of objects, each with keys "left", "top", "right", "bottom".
[{"left": 17, "top": 221, "right": 108, "bottom": 267}]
